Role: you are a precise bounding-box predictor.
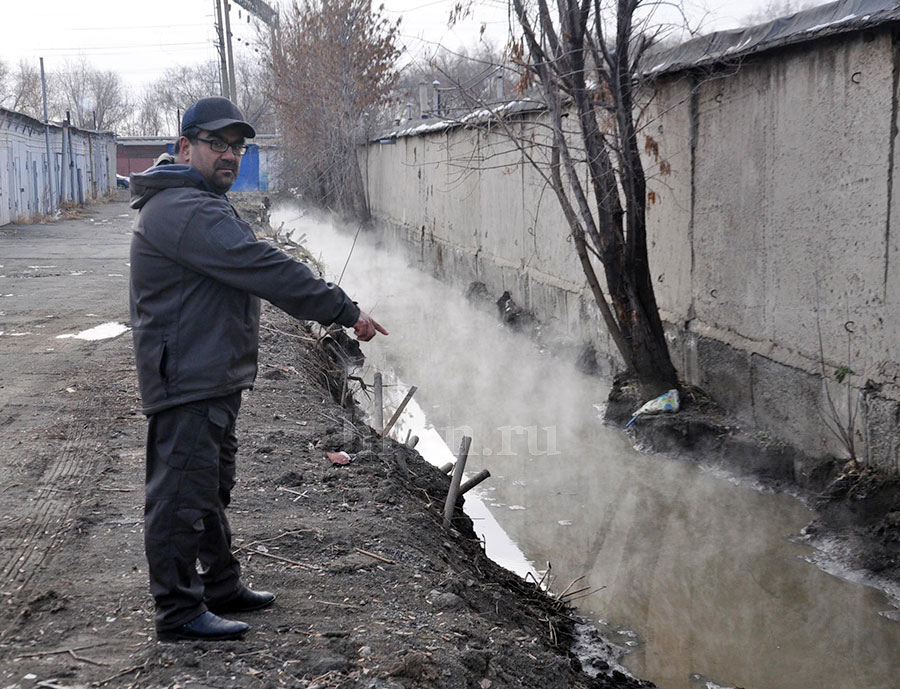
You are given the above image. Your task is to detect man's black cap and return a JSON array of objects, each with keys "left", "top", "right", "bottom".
[{"left": 181, "top": 97, "right": 256, "bottom": 139}]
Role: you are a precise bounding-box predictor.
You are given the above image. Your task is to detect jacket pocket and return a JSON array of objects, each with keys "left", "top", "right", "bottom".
[
  {"left": 158, "top": 340, "right": 169, "bottom": 392},
  {"left": 133, "top": 328, "right": 171, "bottom": 406}
]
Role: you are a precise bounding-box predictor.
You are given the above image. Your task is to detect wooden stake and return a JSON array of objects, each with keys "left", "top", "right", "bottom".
[
  {"left": 406, "top": 434, "right": 419, "bottom": 449},
  {"left": 381, "top": 385, "right": 417, "bottom": 438},
  {"left": 374, "top": 372, "right": 383, "bottom": 433},
  {"left": 439, "top": 462, "right": 454, "bottom": 474},
  {"left": 443, "top": 436, "right": 472, "bottom": 528},
  {"left": 459, "top": 469, "right": 491, "bottom": 495}
]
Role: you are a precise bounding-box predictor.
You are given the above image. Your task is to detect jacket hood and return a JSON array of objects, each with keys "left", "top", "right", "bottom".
[{"left": 129, "top": 165, "right": 212, "bottom": 209}]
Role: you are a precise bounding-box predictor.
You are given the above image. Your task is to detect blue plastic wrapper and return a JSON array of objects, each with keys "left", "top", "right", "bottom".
[{"left": 625, "top": 389, "right": 680, "bottom": 428}]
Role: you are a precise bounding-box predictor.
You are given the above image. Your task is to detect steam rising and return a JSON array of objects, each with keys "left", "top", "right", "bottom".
[{"left": 274, "top": 205, "right": 900, "bottom": 689}]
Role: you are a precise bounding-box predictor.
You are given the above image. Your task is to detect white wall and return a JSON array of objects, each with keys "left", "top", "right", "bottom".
[{"left": 0, "top": 110, "right": 116, "bottom": 226}]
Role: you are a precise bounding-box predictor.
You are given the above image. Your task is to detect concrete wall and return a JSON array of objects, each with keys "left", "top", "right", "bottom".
[
  {"left": 0, "top": 109, "right": 116, "bottom": 226},
  {"left": 363, "top": 29, "right": 900, "bottom": 474}
]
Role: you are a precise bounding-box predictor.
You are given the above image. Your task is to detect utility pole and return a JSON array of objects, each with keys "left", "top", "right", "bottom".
[
  {"left": 213, "top": 0, "right": 278, "bottom": 103},
  {"left": 224, "top": 0, "right": 238, "bottom": 103},
  {"left": 214, "top": 0, "right": 231, "bottom": 99},
  {"left": 66, "top": 111, "right": 77, "bottom": 204},
  {"left": 39, "top": 57, "right": 56, "bottom": 213}
]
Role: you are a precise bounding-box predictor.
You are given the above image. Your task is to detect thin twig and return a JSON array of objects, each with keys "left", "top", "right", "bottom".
[
  {"left": 93, "top": 661, "right": 148, "bottom": 686},
  {"left": 555, "top": 575, "right": 585, "bottom": 599},
  {"left": 315, "top": 599, "right": 362, "bottom": 610},
  {"left": 248, "top": 549, "right": 318, "bottom": 570},
  {"left": 68, "top": 648, "right": 109, "bottom": 666},
  {"left": 354, "top": 547, "right": 396, "bottom": 565},
  {"left": 561, "top": 587, "right": 606, "bottom": 604},
  {"left": 338, "top": 221, "right": 364, "bottom": 286},
  {"left": 233, "top": 528, "right": 314, "bottom": 554},
  {"left": 15, "top": 642, "right": 107, "bottom": 660},
  {"left": 259, "top": 323, "right": 317, "bottom": 342}
]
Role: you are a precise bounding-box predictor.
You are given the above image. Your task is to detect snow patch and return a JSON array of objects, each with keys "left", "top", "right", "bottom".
[{"left": 57, "top": 321, "right": 130, "bottom": 341}]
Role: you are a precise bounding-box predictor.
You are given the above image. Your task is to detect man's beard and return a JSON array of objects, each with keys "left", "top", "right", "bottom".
[{"left": 211, "top": 165, "right": 237, "bottom": 194}]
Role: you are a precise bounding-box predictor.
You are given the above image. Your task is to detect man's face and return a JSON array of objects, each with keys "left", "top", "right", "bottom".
[{"left": 182, "top": 125, "right": 245, "bottom": 194}]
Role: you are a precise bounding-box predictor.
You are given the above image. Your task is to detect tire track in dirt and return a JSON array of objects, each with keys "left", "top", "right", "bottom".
[{"left": 0, "top": 398, "right": 108, "bottom": 638}]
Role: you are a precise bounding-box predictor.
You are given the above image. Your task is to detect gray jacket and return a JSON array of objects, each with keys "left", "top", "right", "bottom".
[{"left": 129, "top": 165, "right": 359, "bottom": 415}]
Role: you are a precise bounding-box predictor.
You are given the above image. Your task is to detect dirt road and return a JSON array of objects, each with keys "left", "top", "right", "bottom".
[{"left": 0, "top": 197, "right": 645, "bottom": 689}]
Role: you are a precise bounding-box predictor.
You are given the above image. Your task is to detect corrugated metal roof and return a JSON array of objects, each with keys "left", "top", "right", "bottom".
[{"left": 644, "top": 0, "right": 900, "bottom": 77}]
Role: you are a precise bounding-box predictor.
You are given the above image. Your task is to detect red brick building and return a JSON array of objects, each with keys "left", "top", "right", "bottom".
[{"left": 116, "top": 137, "right": 172, "bottom": 177}]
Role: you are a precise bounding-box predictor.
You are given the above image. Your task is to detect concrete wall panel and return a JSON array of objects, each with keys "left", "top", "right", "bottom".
[
  {"left": 645, "top": 76, "right": 694, "bottom": 323},
  {"left": 363, "top": 28, "right": 900, "bottom": 472},
  {"left": 692, "top": 60, "right": 772, "bottom": 339}
]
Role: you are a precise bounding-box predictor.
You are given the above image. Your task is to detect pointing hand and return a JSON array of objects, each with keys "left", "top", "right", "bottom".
[{"left": 353, "top": 311, "right": 388, "bottom": 342}]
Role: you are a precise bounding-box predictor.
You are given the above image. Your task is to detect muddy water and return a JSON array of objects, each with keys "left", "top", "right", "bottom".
[{"left": 274, "top": 207, "right": 900, "bottom": 689}]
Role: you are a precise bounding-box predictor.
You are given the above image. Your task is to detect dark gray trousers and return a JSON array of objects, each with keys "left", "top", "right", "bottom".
[{"left": 144, "top": 392, "right": 243, "bottom": 630}]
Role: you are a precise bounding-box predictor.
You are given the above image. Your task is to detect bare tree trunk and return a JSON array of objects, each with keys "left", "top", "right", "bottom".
[{"left": 512, "top": 0, "right": 678, "bottom": 396}]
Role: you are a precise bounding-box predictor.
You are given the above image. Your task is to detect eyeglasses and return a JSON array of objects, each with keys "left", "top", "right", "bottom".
[{"left": 195, "top": 136, "right": 248, "bottom": 156}]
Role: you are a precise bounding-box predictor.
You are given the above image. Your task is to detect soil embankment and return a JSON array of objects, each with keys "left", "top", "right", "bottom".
[{"left": 0, "top": 197, "right": 648, "bottom": 689}]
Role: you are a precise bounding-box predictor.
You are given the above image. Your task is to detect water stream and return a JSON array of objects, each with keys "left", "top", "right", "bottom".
[{"left": 273, "top": 206, "right": 900, "bottom": 689}]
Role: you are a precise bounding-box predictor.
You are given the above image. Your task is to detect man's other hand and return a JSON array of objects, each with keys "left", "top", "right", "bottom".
[{"left": 353, "top": 311, "right": 388, "bottom": 342}]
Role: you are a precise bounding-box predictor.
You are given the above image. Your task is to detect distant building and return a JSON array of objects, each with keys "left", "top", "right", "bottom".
[
  {"left": 0, "top": 108, "right": 116, "bottom": 226},
  {"left": 116, "top": 137, "right": 171, "bottom": 178},
  {"left": 116, "top": 134, "right": 278, "bottom": 192}
]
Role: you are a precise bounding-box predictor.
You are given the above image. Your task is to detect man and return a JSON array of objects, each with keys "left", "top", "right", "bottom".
[{"left": 128, "top": 97, "right": 386, "bottom": 642}]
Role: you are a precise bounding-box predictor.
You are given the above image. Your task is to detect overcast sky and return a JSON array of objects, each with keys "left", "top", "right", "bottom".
[{"left": 0, "top": 0, "right": 826, "bottom": 93}]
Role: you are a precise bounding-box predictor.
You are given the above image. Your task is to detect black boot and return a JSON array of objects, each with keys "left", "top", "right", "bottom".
[
  {"left": 207, "top": 584, "right": 276, "bottom": 614},
  {"left": 157, "top": 611, "right": 249, "bottom": 642}
]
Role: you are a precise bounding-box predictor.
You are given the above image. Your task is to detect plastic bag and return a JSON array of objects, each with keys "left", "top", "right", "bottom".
[{"left": 625, "top": 389, "right": 680, "bottom": 428}]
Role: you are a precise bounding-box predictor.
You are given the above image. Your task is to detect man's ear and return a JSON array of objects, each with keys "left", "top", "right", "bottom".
[{"left": 179, "top": 136, "right": 192, "bottom": 163}]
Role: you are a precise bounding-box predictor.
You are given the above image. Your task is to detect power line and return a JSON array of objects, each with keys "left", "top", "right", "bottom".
[
  {"left": 68, "top": 22, "right": 211, "bottom": 30},
  {"left": 32, "top": 41, "right": 212, "bottom": 52}
]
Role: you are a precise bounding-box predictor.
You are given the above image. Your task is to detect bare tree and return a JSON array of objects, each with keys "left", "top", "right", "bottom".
[
  {"left": 742, "top": 0, "right": 818, "bottom": 25},
  {"left": 124, "top": 57, "right": 276, "bottom": 137},
  {"left": 233, "top": 55, "right": 277, "bottom": 134},
  {"left": 268, "top": 0, "right": 400, "bottom": 216},
  {"left": 0, "top": 60, "right": 9, "bottom": 106},
  {"left": 1, "top": 60, "right": 44, "bottom": 120},
  {"left": 391, "top": 43, "right": 514, "bottom": 122},
  {"left": 125, "top": 89, "right": 169, "bottom": 137},
  {"left": 509, "top": 0, "right": 680, "bottom": 394},
  {"left": 52, "top": 58, "right": 131, "bottom": 131}
]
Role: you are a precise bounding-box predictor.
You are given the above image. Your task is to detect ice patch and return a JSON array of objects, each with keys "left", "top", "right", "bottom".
[
  {"left": 508, "top": 505, "right": 526, "bottom": 510},
  {"left": 689, "top": 673, "right": 741, "bottom": 689},
  {"left": 56, "top": 322, "right": 130, "bottom": 341},
  {"left": 571, "top": 621, "right": 634, "bottom": 679},
  {"left": 799, "top": 536, "right": 900, "bottom": 609},
  {"left": 558, "top": 520, "right": 573, "bottom": 526}
]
